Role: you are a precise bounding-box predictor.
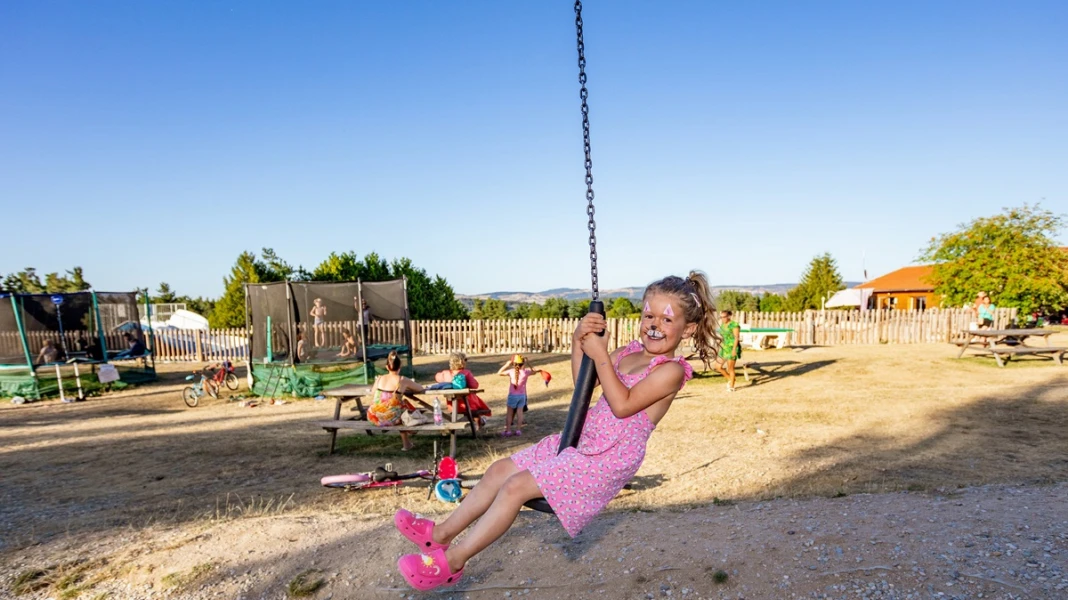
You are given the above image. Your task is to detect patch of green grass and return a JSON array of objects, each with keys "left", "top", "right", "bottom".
[
  {"left": 711, "top": 496, "right": 734, "bottom": 506},
  {"left": 712, "top": 569, "right": 729, "bottom": 584},
  {"left": 12, "top": 569, "right": 49, "bottom": 595},
  {"left": 287, "top": 569, "right": 324, "bottom": 598},
  {"left": 161, "top": 562, "right": 216, "bottom": 591}
]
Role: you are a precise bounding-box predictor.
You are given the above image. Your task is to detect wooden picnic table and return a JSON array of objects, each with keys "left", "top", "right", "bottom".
[
  {"left": 954, "top": 328, "right": 1065, "bottom": 367},
  {"left": 315, "top": 385, "right": 484, "bottom": 456}
]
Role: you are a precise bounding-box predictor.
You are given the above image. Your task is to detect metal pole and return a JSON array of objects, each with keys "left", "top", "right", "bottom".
[
  {"left": 284, "top": 281, "right": 296, "bottom": 367},
  {"left": 91, "top": 291, "right": 107, "bottom": 362},
  {"left": 400, "top": 276, "right": 414, "bottom": 377},
  {"left": 357, "top": 279, "right": 370, "bottom": 382},
  {"left": 11, "top": 295, "right": 34, "bottom": 374}
]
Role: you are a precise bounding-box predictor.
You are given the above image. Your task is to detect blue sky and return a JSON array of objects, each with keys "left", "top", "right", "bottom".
[{"left": 2, "top": 1, "right": 1065, "bottom": 298}]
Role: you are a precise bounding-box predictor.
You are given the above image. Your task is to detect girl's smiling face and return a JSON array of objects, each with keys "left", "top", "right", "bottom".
[{"left": 641, "top": 293, "right": 696, "bottom": 353}]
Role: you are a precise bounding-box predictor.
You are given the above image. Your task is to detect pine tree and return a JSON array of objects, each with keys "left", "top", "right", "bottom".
[{"left": 785, "top": 254, "right": 845, "bottom": 311}]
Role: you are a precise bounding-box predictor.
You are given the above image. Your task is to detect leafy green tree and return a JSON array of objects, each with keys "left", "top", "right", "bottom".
[
  {"left": 785, "top": 253, "right": 846, "bottom": 311},
  {"left": 210, "top": 251, "right": 283, "bottom": 327},
  {"left": 568, "top": 299, "right": 592, "bottom": 318},
  {"left": 759, "top": 293, "right": 786, "bottom": 312},
  {"left": 715, "top": 290, "right": 760, "bottom": 312},
  {"left": 153, "top": 282, "right": 179, "bottom": 304},
  {"left": 390, "top": 257, "right": 467, "bottom": 319},
  {"left": 3, "top": 267, "right": 90, "bottom": 293},
  {"left": 470, "top": 298, "right": 509, "bottom": 320},
  {"left": 309, "top": 252, "right": 465, "bottom": 319},
  {"left": 919, "top": 204, "right": 1068, "bottom": 315},
  {"left": 606, "top": 297, "right": 639, "bottom": 318},
  {"left": 541, "top": 298, "right": 570, "bottom": 318}
]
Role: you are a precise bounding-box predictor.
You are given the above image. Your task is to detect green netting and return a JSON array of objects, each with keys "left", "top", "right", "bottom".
[
  {"left": 251, "top": 362, "right": 388, "bottom": 398},
  {"left": 0, "top": 363, "right": 153, "bottom": 400},
  {"left": 0, "top": 368, "right": 37, "bottom": 399}
]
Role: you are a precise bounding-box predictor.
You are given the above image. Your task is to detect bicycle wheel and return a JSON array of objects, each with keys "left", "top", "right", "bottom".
[
  {"left": 321, "top": 473, "right": 373, "bottom": 489},
  {"left": 182, "top": 387, "right": 199, "bottom": 408},
  {"left": 224, "top": 373, "right": 239, "bottom": 391}
]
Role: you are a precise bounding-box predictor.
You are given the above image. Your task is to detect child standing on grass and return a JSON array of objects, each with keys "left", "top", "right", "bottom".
[
  {"left": 714, "top": 309, "right": 742, "bottom": 392},
  {"left": 392, "top": 272, "right": 720, "bottom": 592},
  {"left": 497, "top": 354, "right": 542, "bottom": 437}
]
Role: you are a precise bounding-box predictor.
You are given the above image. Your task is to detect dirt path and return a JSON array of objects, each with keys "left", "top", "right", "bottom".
[{"left": 3, "top": 482, "right": 1066, "bottom": 599}]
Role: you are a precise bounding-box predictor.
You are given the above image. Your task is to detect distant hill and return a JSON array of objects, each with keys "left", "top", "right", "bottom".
[{"left": 457, "top": 282, "right": 861, "bottom": 308}]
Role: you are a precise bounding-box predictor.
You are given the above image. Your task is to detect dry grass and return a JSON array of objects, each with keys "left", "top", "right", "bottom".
[
  {"left": 286, "top": 569, "right": 324, "bottom": 598},
  {"left": 1, "top": 337, "right": 1066, "bottom": 560}
]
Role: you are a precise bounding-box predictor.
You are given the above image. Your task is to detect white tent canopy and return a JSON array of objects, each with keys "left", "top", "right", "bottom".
[{"left": 825, "top": 288, "right": 873, "bottom": 308}]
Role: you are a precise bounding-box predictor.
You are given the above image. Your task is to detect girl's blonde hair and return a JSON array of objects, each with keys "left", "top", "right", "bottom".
[
  {"left": 643, "top": 271, "right": 721, "bottom": 369},
  {"left": 513, "top": 354, "right": 524, "bottom": 384},
  {"left": 448, "top": 352, "right": 466, "bottom": 370}
]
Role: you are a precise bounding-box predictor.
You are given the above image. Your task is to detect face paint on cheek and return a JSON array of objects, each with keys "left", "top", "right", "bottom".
[
  {"left": 663, "top": 304, "right": 675, "bottom": 317},
  {"left": 644, "top": 302, "right": 651, "bottom": 314}
]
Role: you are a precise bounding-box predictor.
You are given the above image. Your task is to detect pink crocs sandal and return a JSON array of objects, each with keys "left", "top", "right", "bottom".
[
  {"left": 394, "top": 509, "right": 449, "bottom": 551},
  {"left": 397, "top": 548, "right": 464, "bottom": 592}
]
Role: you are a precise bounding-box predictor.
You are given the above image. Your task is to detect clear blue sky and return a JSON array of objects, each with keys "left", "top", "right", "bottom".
[{"left": 2, "top": 1, "right": 1065, "bottom": 298}]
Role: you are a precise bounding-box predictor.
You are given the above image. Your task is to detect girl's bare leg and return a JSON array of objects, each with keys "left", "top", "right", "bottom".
[
  {"left": 727, "top": 361, "right": 736, "bottom": 389},
  {"left": 515, "top": 404, "right": 525, "bottom": 430},
  {"left": 504, "top": 407, "right": 515, "bottom": 432},
  {"left": 433, "top": 458, "right": 520, "bottom": 545},
  {"left": 444, "top": 470, "right": 542, "bottom": 572}
]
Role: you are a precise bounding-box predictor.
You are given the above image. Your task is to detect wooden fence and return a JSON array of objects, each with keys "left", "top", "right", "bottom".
[{"left": 131, "top": 307, "right": 1018, "bottom": 363}]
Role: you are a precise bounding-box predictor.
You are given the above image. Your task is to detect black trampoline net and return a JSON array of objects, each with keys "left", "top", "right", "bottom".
[
  {"left": 0, "top": 291, "right": 146, "bottom": 365},
  {"left": 247, "top": 280, "right": 410, "bottom": 364}
]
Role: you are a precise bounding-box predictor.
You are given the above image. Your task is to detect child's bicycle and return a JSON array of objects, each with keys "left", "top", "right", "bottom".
[
  {"left": 212, "top": 360, "right": 240, "bottom": 391},
  {"left": 321, "top": 443, "right": 467, "bottom": 501},
  {"left": 182, "top": 371, "right": 218, "bottom": 408}
]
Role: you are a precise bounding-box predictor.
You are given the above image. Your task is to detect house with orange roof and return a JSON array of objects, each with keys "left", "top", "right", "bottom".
[{"left": 855, "top": 265, "right": 939, "bottom": 310}]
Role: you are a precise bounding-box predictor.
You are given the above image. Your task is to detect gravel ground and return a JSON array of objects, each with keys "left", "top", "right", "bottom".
[{"left": 3, "top": 482, "right": 1065, "bottom": 600}]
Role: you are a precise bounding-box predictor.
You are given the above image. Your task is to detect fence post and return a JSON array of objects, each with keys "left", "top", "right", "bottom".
[{"left": 194, "top": 330, "right": 203, "bottom": 362}]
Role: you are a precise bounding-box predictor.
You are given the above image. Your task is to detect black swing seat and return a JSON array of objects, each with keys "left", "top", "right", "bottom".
[{"left": 525, "top": 498, "right": 553, "bottom": 513}]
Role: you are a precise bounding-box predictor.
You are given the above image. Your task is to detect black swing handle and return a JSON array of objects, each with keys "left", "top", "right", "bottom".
[{"left": 557, "top": 299, "right": 605, "bottom": 453}]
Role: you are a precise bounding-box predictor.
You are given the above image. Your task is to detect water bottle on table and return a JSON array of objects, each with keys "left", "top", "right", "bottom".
[{"left": 433, "top": 397, "right": 443, "bottom": 425}]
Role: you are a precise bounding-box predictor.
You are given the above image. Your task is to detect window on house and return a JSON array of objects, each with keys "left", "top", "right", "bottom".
[{"left": 914, "top": 296, "right": 927, "bottom": 311}]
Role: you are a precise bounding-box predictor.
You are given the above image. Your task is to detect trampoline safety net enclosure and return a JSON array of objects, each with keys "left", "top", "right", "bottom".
[
  {"left": 244, "top": 279, "right": 412, "bottom": 397},
  {"left": 0, "top": 291, "right": 156, "bottom": 399}
]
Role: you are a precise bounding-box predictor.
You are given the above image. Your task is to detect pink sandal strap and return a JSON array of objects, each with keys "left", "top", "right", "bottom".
[
  {"left": 395, "top": 509, "right": 449, "bottom": 551},
  {"left": 397, "top": 548, "right": 464, "bottom": 592}
]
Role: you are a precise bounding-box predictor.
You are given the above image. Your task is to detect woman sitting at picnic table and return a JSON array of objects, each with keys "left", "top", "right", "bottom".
[
  {"left": 432, "top": 352, "right": 491, "bottom": 431},
  {"left": 367, "top": 350, "right": 425, "bottom": 451}
]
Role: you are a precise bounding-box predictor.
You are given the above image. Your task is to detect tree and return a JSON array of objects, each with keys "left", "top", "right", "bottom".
[
  {"left": 309, "top": 252, "right": 466, "bottom": 319},
  {"left": 759, "top": 293, "right": 786, "bottom": 312},
  {"left": 153, "top": 282, "right": 179, "bottom": 304},
  {"left": 567, "top": 299, "right": 591, "bottom": 318},
  {"left": 470, "top": 298, "right": 509, "bottom": 320},
  {"left": 715, "top": 290, "right": 760, "bottom": 312},
  {"left": 606, "top": 297, "right": 639, "bottom": 318},
  {"left": 785, "top": 253, "right": 846, "bottom": 311},
  {"left": 210, "top": 251, "right": 283, "bottom": 328},
  {"left": 2, "top": 267, "right": 90, "bottom": 293},
  {"left": 541, "top": 298, "right": 570, "bottom": 318},
  {"left": 919, "top": 204, "right": 1068, "bottom": 315}
]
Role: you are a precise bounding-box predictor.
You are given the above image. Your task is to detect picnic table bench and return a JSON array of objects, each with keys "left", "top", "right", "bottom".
[
  {"left": 740, "top": 327, "right": 794, "bottom": 351},
  {"left": 954, "top": 328, "right": 1066, "bottom": 367},
  {"left": 314, "top": 385, "right": 484, "bottom": 457}
]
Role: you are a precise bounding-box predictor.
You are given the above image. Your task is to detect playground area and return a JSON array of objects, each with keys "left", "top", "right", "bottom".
[{"left": 1, "top": 339, "right": 1067, "bottom": 599}]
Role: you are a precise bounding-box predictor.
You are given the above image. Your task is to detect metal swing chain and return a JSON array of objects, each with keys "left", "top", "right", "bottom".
[{"left": 575, "top": 0, "right": 598, "bottom": 301}]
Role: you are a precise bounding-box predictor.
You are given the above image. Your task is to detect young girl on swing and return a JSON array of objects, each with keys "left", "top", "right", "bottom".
[{"left": 393, "top": 272, "right": 720, "bottom": 591}]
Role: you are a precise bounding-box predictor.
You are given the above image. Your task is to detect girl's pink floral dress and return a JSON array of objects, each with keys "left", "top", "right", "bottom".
[{"left": 511, "top": 340, "right": 693, "bottom": 536}]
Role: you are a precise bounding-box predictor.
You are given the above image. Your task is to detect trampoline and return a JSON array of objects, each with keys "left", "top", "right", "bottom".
[
  {"left": 0, "top": 291, "right": 156, "bottom": 399},
  {"left": 245, "top": 278, "right": 413, "bottom": 397}
]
